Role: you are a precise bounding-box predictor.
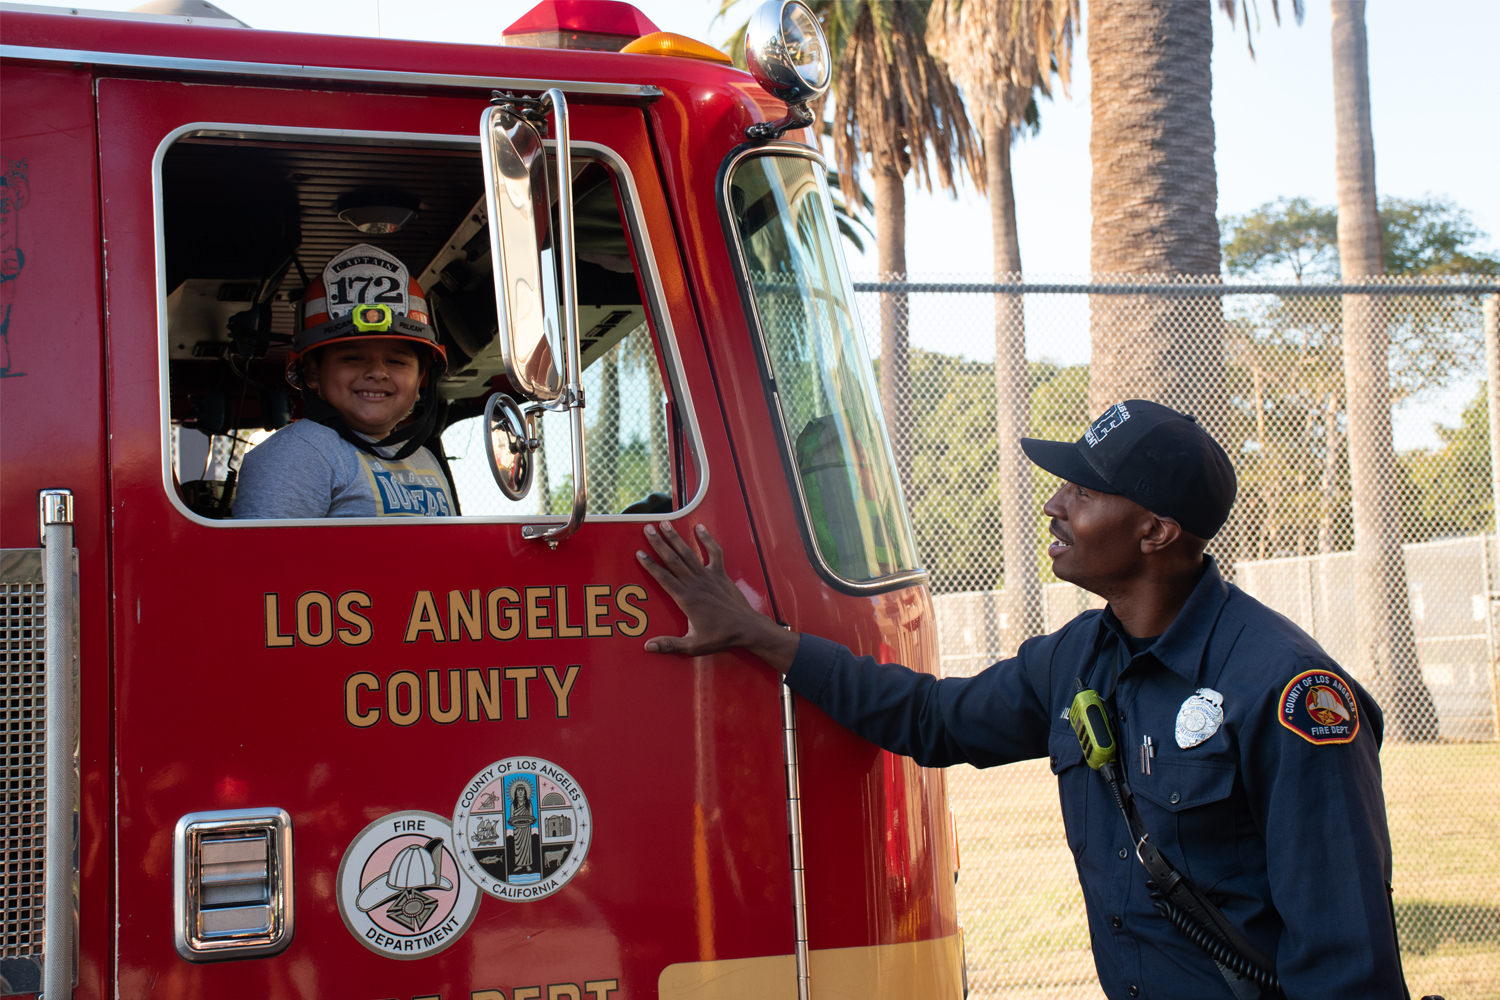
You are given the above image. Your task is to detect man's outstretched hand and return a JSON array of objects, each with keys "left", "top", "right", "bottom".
[{"left": 636, "top": 522, "right": 800, "bottom": 673}]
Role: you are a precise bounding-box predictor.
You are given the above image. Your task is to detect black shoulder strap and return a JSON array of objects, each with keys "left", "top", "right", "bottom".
[{"left": 302, "top": 387, "right": 438, "bottom": 462}]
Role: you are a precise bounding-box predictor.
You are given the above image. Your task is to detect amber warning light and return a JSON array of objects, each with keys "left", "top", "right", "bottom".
[{"left": 500, "top": 0, "right": 661, "bottom": 52}]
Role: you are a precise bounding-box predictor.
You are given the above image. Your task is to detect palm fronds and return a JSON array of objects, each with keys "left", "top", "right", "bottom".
[
  {"left": 925, "top": 0, "right": 1080, "bottom": 137},
  {"left": 824, "top": 2, "right": 982, "bottom": 206}
]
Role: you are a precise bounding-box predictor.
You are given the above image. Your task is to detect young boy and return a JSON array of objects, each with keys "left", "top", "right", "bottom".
[{"left": 234, "top": 244, "right": 456, "bottom": 519}]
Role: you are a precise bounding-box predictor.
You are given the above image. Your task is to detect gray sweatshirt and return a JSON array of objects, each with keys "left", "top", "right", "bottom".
[{"left": 233, "top": 418, "right": 454, "bottom": 519}]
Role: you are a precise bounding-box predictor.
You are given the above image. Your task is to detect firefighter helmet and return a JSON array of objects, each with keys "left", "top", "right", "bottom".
[{"left": 287, "top": 243, "right": 446, "bottom": 387}]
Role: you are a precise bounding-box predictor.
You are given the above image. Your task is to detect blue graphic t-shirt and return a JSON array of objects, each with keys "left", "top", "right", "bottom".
[{"left": 234, "top": 419, "right": 455, "bottom": 519}]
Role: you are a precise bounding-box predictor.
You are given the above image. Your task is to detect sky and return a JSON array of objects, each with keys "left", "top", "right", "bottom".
[{"left": 56, "top": 0, "right": 1500, "bottom": 447}]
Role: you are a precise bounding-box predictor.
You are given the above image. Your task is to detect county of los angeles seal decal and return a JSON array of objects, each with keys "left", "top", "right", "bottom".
[
  {"left": 1278, "top": 669, "right": 1360, "bottom": 745},
  {"left": 453, "top": 756, "right": 592, "bottom": 901},
  {"left": 336, "top": 810, "right": 481, "bottom": 960}
]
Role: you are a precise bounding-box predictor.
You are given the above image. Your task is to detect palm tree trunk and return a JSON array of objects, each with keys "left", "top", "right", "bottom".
[
  {"left": 988, "top": 121, "right": 1042, "bottom": 651},
  {"left": 1086, "top": 0, "right": 1228, "bottom": 427},
  {"left": 649, "top": 377, "right": 669, "bottom": 494},
  {"left": 1318, "top": 391, "right": 1341, "bottom": 554},
  {"left": 1332, "top": 0, "right": 1438, "bottom": 741},
  {"left": 596, "top": 349, "right": 621, "bottom": 514},
  {"left": 875, "top": 165, "right": 912, "bottom": 498}
]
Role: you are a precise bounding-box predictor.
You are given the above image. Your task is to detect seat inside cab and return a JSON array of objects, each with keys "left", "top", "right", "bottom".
[{"left": 161, "top": 134, "right": 682, "bottom": 520}]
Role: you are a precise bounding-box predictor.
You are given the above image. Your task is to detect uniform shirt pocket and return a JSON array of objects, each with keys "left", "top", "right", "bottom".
[
  {"left": 1048, "top": 727, "right": 1088, "bottom": 856},
  {"left": 1131, "top": 758, "right": 1242, "bottom": 890}
]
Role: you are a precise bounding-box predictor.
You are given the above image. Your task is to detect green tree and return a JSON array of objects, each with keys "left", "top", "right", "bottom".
[
  {"left": 1400, "top": 385, "right": 1492, "bottom": 543},
  {"left": 1221, "top": 197, "right": 1340, "bottom": 281},
  {"left": 1380, "top": 198, "right": 1500, "bottom": 277},
  {"left": 1222, "top": 196, "right": 1500, "bottom": 280}
]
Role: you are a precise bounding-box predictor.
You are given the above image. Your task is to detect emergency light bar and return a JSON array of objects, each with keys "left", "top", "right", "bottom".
[{"left": 500, "top": 0, "right": 660, "bottom": 52}]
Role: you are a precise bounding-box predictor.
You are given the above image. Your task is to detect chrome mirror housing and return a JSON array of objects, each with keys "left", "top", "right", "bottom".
[
  {"left": 745, "top": 0, "right": 830, "bottom": 141},
  {"left": 480, "top": 99, "right": 563, "bottom": 402},
  {"left": 478, "top": 88, "right": 588, "bottom": 546}
]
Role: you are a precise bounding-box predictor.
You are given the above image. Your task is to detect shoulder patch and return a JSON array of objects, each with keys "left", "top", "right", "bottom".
[{"left": 1278, "top": 669, "right": 1360, "bottom": 745}]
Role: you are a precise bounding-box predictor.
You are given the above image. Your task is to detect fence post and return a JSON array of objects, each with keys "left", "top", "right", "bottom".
[
  {"left": 1485, "top": 294, "right": 1500, "bottom": 737},
  {"left": 1486, "top": 295, "right": 1500, "bottom": 540}
]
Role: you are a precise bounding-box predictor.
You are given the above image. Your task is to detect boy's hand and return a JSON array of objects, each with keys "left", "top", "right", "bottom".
[{"left": 636, "top": 522, "right": 799, "bottom": 673}]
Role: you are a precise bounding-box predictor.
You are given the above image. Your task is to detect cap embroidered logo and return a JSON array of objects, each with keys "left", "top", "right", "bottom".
[{"left": 1084, "top": 402, "right": 1131, "bottom": 448}]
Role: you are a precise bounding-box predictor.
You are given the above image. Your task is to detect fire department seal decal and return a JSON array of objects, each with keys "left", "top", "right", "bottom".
[
  {"left": 453, "top": 756, "right": 592, "bottom": 902},
  {"left": 336, "top": 810, "right": 480, "bottom": 960},
  {"left": 1278, "top": 669, "right": 1361, "bottom": 745}
]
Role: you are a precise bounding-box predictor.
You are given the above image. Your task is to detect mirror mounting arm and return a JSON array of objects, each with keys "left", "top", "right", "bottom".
[
  {"left": 746, "top": 101, "right": 815, "bottom": 143},
  {"left": 522, "top": 88, "right": 587, "bottom": 549}
]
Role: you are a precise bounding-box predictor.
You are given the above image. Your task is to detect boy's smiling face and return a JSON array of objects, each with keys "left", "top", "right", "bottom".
[{"left": 304, "top": 338, "right": 423, "bottom": 439}]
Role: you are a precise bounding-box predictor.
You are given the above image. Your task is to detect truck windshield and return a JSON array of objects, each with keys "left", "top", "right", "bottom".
[{"left": 727, "top": 154, "right": 918, "bottom": 583}]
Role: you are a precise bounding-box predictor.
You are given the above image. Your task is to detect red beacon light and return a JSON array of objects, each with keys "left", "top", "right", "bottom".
[{"left": 500, "top": 0, "right": 661, "bottom": 52}]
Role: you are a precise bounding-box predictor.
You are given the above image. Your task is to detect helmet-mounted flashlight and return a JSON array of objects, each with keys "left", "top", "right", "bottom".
[{"left": 351, "top": 303, "right": 395, "bottom": 332}]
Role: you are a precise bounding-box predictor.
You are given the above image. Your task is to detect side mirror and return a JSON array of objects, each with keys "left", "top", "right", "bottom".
[
  {"left": 479, "top": 100, "right": 563, "bottom": 402},
  {"left": 478, "top": 89, "right": 588, "bottom": 545},
  {"left": 744, "top": 0, "right": 831, "bottom": 142}
]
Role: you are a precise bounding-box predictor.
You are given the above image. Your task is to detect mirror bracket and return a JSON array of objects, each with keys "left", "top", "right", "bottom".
[
  {"left": 490, "top": 90, "right": 551, "bottom": 131},
  {"left": 745, "top": 101, "right": 815, "bottom": 143}
]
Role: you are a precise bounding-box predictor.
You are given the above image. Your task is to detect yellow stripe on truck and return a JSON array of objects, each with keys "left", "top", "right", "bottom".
[{"left": 657, "top": 934, "right": 963, "bottom": 1000}]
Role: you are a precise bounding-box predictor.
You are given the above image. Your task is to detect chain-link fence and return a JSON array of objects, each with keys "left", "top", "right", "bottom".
[{"left": 852, "top": 275, "right": 1500, "bottom": 1000}]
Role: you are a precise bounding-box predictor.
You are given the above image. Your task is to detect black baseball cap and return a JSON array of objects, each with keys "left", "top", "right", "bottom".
[{"left": 1021, "top": 400, "right": 1238, "bottom": 539}]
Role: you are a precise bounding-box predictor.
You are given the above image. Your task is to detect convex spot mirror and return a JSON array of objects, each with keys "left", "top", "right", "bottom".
[
  {"left": 484, "top": 392, "right": 536, "bottom": 501},
  {"left": 745, "top": 0, "right": 831, "bottom": 105},
  {"left": 480, "top": 103, "right": 564, "bottom": 403}
]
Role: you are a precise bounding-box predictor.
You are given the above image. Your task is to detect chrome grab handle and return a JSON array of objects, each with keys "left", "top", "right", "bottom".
[
  {"left": 781, "top": 682, "right": 810, "bottom": 1000},
  {"left": 39, "top": 489, "right": 75, "bottom": 1000},
  {"left": 523, "top": 87, "right": 588, "bottom": 548}
]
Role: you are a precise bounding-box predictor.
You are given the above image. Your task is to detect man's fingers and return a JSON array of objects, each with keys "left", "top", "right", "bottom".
[
  {"left": 644, "top": 633, "right": 703, "bottom": 656},
  {"left": 635, "top": 549, "right": 687, "bottom": 596},
  {"left": 643, "top": 525, "right": 692, "bottom": 574},
  {"left": 657, "top": 520, "right": 704, "bottom": 565},
  {"left": 696, "top": 524, "right": 726, "bottom": 573}
]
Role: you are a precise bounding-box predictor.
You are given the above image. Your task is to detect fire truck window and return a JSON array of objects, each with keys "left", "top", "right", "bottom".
[
  {"left": 441, "top": 320, "right": 674, "bottom": 516},
  {"left": 161, "top": 136, "right": 680, "bottom": 520},
  {"left": 727, "top": 155, "right": 919, "bottom": 582}
]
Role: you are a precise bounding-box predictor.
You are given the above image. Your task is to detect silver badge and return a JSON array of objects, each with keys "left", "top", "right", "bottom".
[{"left": 1175, "top": 688, "right": 1224, "bottom": 748}]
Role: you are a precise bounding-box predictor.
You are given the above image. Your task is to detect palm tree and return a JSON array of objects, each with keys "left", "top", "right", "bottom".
[
  {"left": 1330, "top": 0, "right": 1438, "bottom": 740},
  {"left": 1087, "top": 1, "right": 1225, "bottom": 427},
  {"left": 1087, "top": 0, "right": 1301, "bottom": 578},
  {"left": 724, "top": 1, "right": 982, "bottom": 499},
  {"left": 927, "top": 0, "right": 1079, "bottom": 652},
  {"left": 1087, "top": 1, "right": 1306, "bottom": 412}
]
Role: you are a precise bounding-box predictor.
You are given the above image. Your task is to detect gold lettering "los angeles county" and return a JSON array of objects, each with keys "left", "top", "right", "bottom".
[{"left": 263, "top": 585, "right": 649, "bottom": 648}]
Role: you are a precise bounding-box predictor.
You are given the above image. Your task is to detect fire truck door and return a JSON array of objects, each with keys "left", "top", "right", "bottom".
[{"left": 98, "top": 76, "right": 795, "bottom": 997}]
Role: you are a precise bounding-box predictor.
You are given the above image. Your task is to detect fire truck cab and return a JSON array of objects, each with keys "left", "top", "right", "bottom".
[{"left": 0, "top": 1, "right": 960, "bottom": 996}]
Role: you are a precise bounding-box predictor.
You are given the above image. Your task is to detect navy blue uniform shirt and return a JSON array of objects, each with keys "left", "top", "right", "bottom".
[{"left": 785, "top": 558, "right": 1402, "bottom": 1000}]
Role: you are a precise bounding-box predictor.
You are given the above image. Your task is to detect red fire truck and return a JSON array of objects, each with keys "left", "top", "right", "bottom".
[{"left": 0, "top": 1, "right": 961, "bottom": 995}]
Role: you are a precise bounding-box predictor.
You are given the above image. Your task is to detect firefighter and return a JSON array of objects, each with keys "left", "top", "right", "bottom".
[
  {"left": 636, "top": 400, "right": 1407, "bottom": 1000},
  {"left": 235, "top": 244, "right": 455, "bottom": 519}
]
